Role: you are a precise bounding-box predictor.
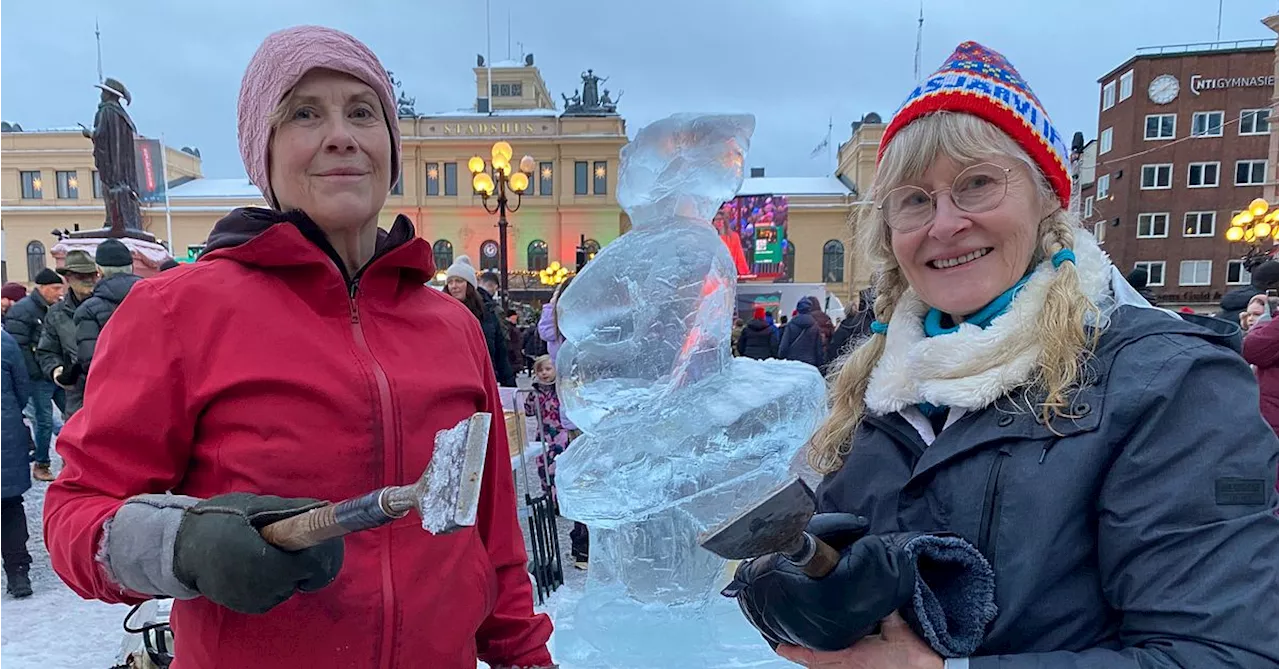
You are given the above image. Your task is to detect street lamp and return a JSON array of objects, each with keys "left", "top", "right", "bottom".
[
  {"left": 469, "top": 142, "right": 535, "bottom": 309},
  {"left": 538, "top": 260, "right": 570, "bottom": 286},
  {"left": 1226, "top": 198, "right": 1279, "bottom": 267}
]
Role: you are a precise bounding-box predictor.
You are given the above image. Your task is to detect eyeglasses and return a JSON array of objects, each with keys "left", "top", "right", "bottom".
[{"left": 876, "top": 163, "right": 1013, "bottom": 233}]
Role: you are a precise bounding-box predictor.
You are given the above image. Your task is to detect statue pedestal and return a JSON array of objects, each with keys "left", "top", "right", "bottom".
[{"left": 51, "top": 231, "right": 172, "bottom": 279}]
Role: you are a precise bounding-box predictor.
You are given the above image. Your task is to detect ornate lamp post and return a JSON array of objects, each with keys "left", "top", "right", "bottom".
[
  {"left": 469, "top": 141, "right": 535, "bottom": 309},
  {"left": 1226, "top": 198, "right": 1280, "bottom": 267}
]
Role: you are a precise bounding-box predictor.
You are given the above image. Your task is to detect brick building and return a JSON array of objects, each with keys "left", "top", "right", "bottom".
[{"left": 1089, "top": 39, "right": 1276, "bottom": 307}]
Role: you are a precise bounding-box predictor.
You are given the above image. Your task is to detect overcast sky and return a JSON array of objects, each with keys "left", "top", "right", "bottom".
[{"left": 2, "top": 0, "right": 1276, "bottom": 181}]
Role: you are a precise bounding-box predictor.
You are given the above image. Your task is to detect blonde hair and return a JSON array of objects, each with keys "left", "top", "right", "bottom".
[
  {"left": 809, "top": 113, "right": 1099, "bottom": 474},
  {"left": 533, "top": 355, "right": 554, "bottom": 373}
]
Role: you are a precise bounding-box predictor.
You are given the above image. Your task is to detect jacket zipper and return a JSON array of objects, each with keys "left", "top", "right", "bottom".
[
  {"left": 348, "top": 281, "right": 399, "bottom": 669},
  {"left": 977, "top": 448, "right": 1011, "bottom": 561}
]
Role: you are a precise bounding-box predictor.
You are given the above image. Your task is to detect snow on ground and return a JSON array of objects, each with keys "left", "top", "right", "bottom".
[{"left": 0, "top": 449, "right": 133, "bottom": 669}]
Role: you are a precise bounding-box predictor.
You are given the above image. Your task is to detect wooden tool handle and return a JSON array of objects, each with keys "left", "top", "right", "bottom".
[
  {"left": 259, "top": 505, "right": 346, "bottom": 552},
  {"left": 801, "top": 535, "right": 841, "bottom": 578},
  {"left": 260, "top": 490, "right": 393, "bottom": 552}
]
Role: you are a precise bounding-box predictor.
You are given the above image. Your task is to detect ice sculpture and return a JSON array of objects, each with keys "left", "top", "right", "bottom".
[{"left": 551, "top": 113, "right": 829, "bottom": 667}]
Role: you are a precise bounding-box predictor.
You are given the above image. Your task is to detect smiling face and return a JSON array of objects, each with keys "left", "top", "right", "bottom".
[
  {"left": 267, "top": 69, "right": 391, "bottom": 234},
  {"left": 875, "top": 114, "right": 1055, "bottom": 319}
]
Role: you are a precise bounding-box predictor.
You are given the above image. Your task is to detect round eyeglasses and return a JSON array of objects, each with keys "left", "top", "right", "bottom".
[{"left": 876, "top": 163, "right": 1013, "bottom": 232}]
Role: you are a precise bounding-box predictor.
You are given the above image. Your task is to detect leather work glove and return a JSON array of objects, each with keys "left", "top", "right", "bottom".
[
  {"left": 173, "top": 493, "right": 345, "bottom": 615},
  {"left": 723, "top": 513, "right": 912, "bottom": 652}
]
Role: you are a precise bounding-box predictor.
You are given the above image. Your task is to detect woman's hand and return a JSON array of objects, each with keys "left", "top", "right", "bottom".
[{"left": 775, "top": 613, "right": 944, "bottom": 669}]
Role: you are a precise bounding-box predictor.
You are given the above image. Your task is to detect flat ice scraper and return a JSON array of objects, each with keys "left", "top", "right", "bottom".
[
  {"left": 260, "top": 412, "right": 492, "bottom": 551},
  {"left": 697, "top": 477, "right": 841, "bottom": 578}
]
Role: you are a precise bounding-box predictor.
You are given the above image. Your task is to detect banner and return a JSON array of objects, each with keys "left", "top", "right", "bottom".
[{"left": 134, "top": 138, "right": 166, "bottom": 204}]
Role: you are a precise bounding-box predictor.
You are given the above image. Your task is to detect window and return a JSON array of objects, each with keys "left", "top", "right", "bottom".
[
  {"left": 25, "top": 241, "right": 45, "bottom": 281},
  {"left": 574, "top": 161, "right": 588, "bottom": 195},
  {"left": 92, "top": 170, "right": 102, "bottom": 198},
  {"left": 538, "top": 161, "right": 553, "bottom": 196},
  {"left": 1101, "top": 81, "right": 1116, "bottom": 110},
  {"left": 1240, "top": 109, "right": 1272, "bottom": 136},
  {"left": 1099, "top": 127, "right": 1113, "bottom": 154},
  {"left": 1235, "top": 160, "right": 1268, "bottom": 186},
  {"left": 1096, "top": 174, "right": 1110, "bottom": 199},
  {"left": 55, "top": 170, "right": 78, "bottom": 199},
  {"left": 512, "top": 82, "right": 522, "bottom": 96},
  {"left": 1183, "top": 211, "right": 1215, "bottom": 237},
  {"left": 1134, "top": 261, "right": 1165, "bottom": 287},
  {"left": 432, "top": 240, "right": 453, "bottom": 271},
  {"left": 1093, "top": 221, "right": 1107, "bottom": 244},
  {"left": 593, "top": 161, "right": 608, "bottom": 195},
  {"left": 479, "top": 240, "right": 500, "bottom": 271},
  {"left": 1227, "top": 260, "right": 1252, "bottom": 285},
  {"left": 1187, "top": 162, "right": 1219, "bottom": 188},
  {"left": 1144, "top": 114, "right": 1176, "bottom": 140},
  {"left": 1083, "top": 196, "right": 1094, "bottom": 219},
  {"left": 1137, "top": 213, "right": 1169, "bottom": 238},
  {"left": 822, "top": 240, "right": 845, "bottom": 283},
  {"left": 443, "top": 162, "right": 457, "bottom": 196},
  {"left": 1140, "top": 164, "right": 1172, "bottom": 189},
  {"left": 1179, "top": 260, "right": 1212, "bottom": 286},
  {"left": 527, "top": 239, "right": 549, "bottom": 271},
  {"left": 425, "top": 162, "right": 440, "bottom": 196},
  {"left": 1119, "top": 70, "right": 1134, "bottom": 101},
  {"left": 1191, "top": 111, "right": 1224, "bottom": 137},
  {"left": 390, "top": 174, "right": 403, "bottom": 196},
  {"left": 491, "top": 83, "right": 524, "bottom": 97},
  {"left": 20, "top": 171, "right": 41, "bottom": 199}
]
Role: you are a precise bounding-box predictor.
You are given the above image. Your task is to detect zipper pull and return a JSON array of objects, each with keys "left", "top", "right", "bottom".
[{"left": 348, "top": 281, "right": 360, "bottom": 324}]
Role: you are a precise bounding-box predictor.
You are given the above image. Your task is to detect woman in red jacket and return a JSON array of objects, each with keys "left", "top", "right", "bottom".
[
  {"left": 42, "top": 26, "right": 553, "bottom": 669},
  {"left": 1243, "top": 310, "right": 1278, "bottom": 434}
]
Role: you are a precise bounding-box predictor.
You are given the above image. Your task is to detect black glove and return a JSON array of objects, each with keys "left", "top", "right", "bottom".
[
  {"left": 173, "top": 493, "right": 345, "bottom": 615},
  {"left": 55, "top": 362, "right": 82, "bottom": 386},
  {"left": 723, "top": 513, "right": 915, "bottom": 652}
]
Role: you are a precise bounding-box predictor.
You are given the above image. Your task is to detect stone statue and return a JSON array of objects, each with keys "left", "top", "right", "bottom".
[
  {"left": 580, "top": 69, "right": 608, "bottom": 109},
  {"left": 387, "top": 70, "right": 416, "bottom": 118},
  {"left": 82, "top": 77, "right": 143, "bottom": 234}
]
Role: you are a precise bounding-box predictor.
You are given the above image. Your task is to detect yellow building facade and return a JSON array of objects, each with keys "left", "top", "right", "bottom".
[{"left": 3, "top": 61, "right": 879, "bottom": 304}]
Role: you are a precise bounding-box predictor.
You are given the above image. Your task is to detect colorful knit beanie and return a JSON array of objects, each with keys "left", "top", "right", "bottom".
[{"left": 878, "top": 41, "right": 1071, "bottom": 209}]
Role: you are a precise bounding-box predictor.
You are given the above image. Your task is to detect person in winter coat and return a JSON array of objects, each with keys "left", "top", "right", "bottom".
[
  {"left": 72, "top": 239, "right": 142, "bottom": 374},
  {"left": 807, "top": 296, "right": 836, "bottom": 346},
  {"left": 503, "top": 310, "right": 525, "bottom": 376},
  {"left": 2, "top": 330, "right": 34, "bottom": 598},
  {"left": 727, "top": 41, "right": 1277, "bottom": 669},
  {"left": 523, "top": 355, "right": 570, "bottom": 500},
  {"left": 1218, "top": 259, "right": 1277, "bottom": 323},
  {"left": 1243, "top": 315, "right": 1278, "bottom": 434},
  {"left": 522, "top": 324, "right": 548, "bottom": 373},
  {"left": 43, "top": 26, "right": 553, "bottom": 669},
  {"left": 826, "top": 288, "right": 875, "bottom": 367},
  {"left": 777, "top": 298, "right": 827, "bottom": 368},
  {"left": 1, "top": 282, "right": 26, "bottom": 324},
  {"left": 4, "top": 268, "right": 64, "bottom": 482},
  {"left": 446, "top": 257, "right": 517, "bottom": 387},
  {"left": 36, "top": 250, "right": 99, "bottom": 417},
  {"left": 737, "top": 306, "right": 780, "bottom": 359}
]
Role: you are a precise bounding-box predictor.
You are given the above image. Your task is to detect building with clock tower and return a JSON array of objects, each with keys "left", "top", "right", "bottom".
[{"left": 1087, "top": 38, "right": 1276, "bottom": 308}]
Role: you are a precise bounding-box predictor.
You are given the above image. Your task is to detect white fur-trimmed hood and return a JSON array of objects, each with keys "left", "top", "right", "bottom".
[{"left": 864, "top": 234, "right": 1112, "bottom": 416}]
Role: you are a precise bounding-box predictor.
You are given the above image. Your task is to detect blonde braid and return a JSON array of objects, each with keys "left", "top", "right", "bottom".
[
  {"left": 1029, "top": 211, "right": 1100, "bottom": 426},
  {"left": 809, "top": 256, "right": 908, "bottom": 474}
]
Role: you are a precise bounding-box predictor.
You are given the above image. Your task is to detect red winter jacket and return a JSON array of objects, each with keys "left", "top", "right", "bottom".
[
  {"left": 1243, "top": 316, "right": 1278, "bottom": 434},
  {"left": 43, "top": 210, "right": 552, "bottom": 669}
]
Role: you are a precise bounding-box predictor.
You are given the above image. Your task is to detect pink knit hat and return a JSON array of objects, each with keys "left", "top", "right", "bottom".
[{"left": 238, "top": 25, "right": 401, "bottom": 207}]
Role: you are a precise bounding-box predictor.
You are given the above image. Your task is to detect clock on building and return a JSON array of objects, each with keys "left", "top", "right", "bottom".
[{"left": 1148, "top": 75, "right": 1179, "bottom": 104}]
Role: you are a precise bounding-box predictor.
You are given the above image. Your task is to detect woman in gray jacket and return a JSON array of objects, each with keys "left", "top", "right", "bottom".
[{"left": 729, "top": 41, "right": 1277, "bottom": 669}]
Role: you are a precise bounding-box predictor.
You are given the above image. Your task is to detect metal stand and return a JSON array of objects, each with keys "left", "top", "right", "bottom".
[{"left": 517, "top": 391, "right": 564, "bottom": 604}]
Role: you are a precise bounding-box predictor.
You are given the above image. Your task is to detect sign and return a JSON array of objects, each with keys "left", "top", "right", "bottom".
[
  {"left": 753, "top": 226, "right": 782, "bottom": 263},
  {"left": 133, "top": 138, "right": 166, "bottom": 204},
  {"left": 426, "top": 120, "right": 556, "bottom": 137},
  {"left": 1190, "top": 74, "right": 1276, "bottom": 96}
]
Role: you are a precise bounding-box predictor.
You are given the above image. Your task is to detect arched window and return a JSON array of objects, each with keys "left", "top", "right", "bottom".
[
  {"left": 582, "top": 238, "right": 601, "bottom": 260},
  {"left": 822, "top": 240, "right": 845, "bottom": 283},
  {"left": 25, "top": 241, "right": 45, "bottom": 282},
  {"left": 527, "top": 239, "right": 549, "bottom": 272},
  {"left": 781, "top": 240, "right": 796, "bottom": 281},
  {"left": 432, "top": 240, "right": 453, "bottom": 272},
  {"left": 479, "top": 240, "right": 500, "bottom": 271}
]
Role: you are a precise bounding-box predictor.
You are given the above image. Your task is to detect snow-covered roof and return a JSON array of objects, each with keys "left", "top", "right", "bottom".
[
  {"left": 489, "top": 59, "right": 525, "bottom": 68},
  {"left": 424, "top": 108, "right": 558, "bottom": 118},
  {"left": 167, "top": 178, "right": 264, "bottom": 200},
  {"left": 737, "top": 176, "right": 850, "bottom": 197}
]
